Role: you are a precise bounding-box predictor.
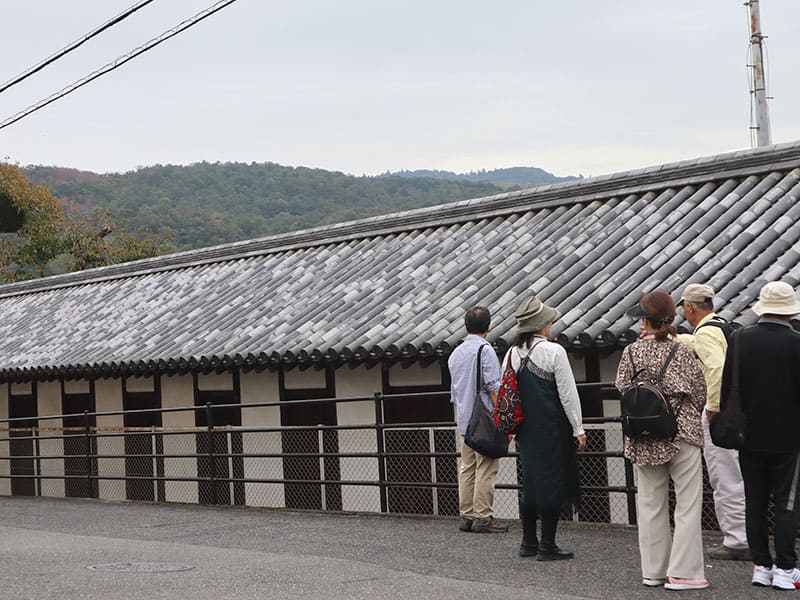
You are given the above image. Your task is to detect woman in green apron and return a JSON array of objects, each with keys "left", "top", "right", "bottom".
[{"left": 503, "top": 295, "right": 586, "bottom": 560}]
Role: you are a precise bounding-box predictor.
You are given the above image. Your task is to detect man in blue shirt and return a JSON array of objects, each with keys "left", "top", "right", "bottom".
[{"left": 448, "top": 306, "right": 506, "bottom": 533}]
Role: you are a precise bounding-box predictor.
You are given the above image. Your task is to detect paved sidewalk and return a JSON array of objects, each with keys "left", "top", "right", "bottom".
[{"left": 0, "top": 497, "right": 784, "bottom": 599}]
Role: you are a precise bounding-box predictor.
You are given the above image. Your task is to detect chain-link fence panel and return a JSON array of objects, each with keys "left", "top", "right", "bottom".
[
  {"left": 2, "top": 403, "right": 773, "bottom": 535},
  {"left": 160, "top": 429, "right": 200, "bottom": 504},
  {"left": 242, "top": 428, "right": 285, "bottom": 509},
  {"left": 336, "top": 428, "right": 381, "bottom": 513},
  {"left": 95, "top": 430, "right": 126, "bottom": 502},
  {"left": 384, "top": 428, "right": 438, "bottom": 515}
]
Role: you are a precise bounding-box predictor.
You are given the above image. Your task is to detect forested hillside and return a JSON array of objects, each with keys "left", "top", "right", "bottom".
[
  {"left": 383, "top": 166, "right": 579, "bottom": 185},
  {"left": 24, "top": 162, "right": 513, "bottom": 250}
]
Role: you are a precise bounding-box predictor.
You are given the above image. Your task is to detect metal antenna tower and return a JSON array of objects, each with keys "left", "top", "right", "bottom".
[{"left": 746, "top": 0, "right": 772, "bottom": 146}]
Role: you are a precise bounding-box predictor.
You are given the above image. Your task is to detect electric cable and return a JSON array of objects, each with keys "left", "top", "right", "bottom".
[
  {"left": 0, "top": 0, "right": 157, "bottom": 96},
  {"left": 0, "top": 0, "right": 239, "bottom": 132}
]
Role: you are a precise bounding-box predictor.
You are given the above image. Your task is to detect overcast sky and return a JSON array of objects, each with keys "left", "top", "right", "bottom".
[{"left": 1, "top": 1, "right": 798, "bottom": 179}]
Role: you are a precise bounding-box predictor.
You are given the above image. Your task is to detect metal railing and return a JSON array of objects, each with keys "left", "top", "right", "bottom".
[{"left": 0, "top": 384, "right": 721, "bottom": 527}]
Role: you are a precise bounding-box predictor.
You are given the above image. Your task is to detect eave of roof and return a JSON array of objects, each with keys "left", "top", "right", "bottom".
[{"left": 1, "top": 141, "right": 800, "bottom": 383}]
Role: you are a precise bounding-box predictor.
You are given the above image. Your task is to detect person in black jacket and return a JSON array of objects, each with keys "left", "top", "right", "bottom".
[{"left": 720, "top": 281, "right": 800, "bottom": 590}]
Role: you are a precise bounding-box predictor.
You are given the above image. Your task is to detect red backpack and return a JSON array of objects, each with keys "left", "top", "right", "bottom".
[{"left": 493, "top": 340, "right": 544, "bottom": 434}]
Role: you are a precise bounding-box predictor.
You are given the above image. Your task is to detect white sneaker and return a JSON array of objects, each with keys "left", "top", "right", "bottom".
[
  {"left": 752, "top": 565, "right": 773, "bottom": 587},
  {"left": 772, "top": 567, "right": 800, "bottom": 590}
]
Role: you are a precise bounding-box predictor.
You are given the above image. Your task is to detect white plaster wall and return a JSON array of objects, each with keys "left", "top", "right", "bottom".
[
  {"left": 37, "top": 381, "right": 64, "bottom": 498},
  {"left": 568, "top": 353, "right": 586, "bottom": 382},
  {"left": 335, "top": 365, "right": 382, "bottom": 512},
  {"left": 63, "top": 380, "right": 90, "bottom": 394},
  {"left": 240, "top": 370, "right": 284, "bottom": 508},
  {"left": 0, "top": 384, "right": 9, "bottom": 496},
  {"left": 0, "top": 385, "right": 7, "bottom": 418},
  {"left": 94, "top": 378, "right": 126, "bottom": 501},
  {"left": 283, "top": 367, "right": 326, "bottom": 389},
  {"left": 197, "top": 372, "right": 233, "bottom": 391},
  {"left": 600, "top": 351, "right": 622, "bottom": 383},
  {"left": 160, "top": 374, "right": 198, "bottom": 504},
  {"left": 125, "top": 376, "right": 155, "bottom": 393},
  {"left": 388, "top": 363, "right": 442, "bottom": 387},
  {"left": 10, "top": 382, "right": 32, "bottom": 396}
]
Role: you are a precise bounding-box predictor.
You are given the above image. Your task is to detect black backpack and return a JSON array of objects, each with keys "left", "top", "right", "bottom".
[
  {"left": 621, "top": 342, "right": 680, "bottom": 440},
  {"left": 696, "top": 316, "right": 741, "bottom": 344}
]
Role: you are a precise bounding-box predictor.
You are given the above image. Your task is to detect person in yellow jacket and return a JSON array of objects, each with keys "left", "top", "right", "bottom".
[{"left": 677, "top": 284, "right": 748, "bottom": 561}]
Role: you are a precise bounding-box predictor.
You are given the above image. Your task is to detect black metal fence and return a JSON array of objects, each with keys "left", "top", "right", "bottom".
[{"left": 0, "top": 385, "right": 720, "bottom": 527}]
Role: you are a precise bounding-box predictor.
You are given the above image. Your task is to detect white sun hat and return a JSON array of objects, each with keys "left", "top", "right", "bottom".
[{"left": 752, "top": 281, "right": 800, "bottom": 316}]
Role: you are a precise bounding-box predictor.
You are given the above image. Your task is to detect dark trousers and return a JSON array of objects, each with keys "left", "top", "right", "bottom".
[
  {"left": 739, "top": 449, "right": 800, "bottom": 570},
  {"left": 520, "top": 502, "right": 560, "bottom": 546}
]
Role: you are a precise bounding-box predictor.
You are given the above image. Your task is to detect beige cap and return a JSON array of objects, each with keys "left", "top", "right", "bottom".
[{"left": 677, "top": 283, "right": 715, "bottom": 307}]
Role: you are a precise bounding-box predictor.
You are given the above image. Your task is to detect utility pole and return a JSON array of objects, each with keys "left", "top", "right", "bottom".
[{"left": 747, "top": 0, "right": 772, "bottom": 146}]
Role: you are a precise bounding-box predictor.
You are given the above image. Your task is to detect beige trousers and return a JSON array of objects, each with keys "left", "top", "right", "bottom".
[
  {"left": 635, "top": 441, "right": 705, "bottom": 581},
  {"left": 458, "top": 435, "right": 500, "bottom": 519}
]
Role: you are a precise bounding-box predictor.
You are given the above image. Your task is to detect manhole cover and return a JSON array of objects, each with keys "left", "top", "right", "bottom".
[{"left": 87, "top": 562, "right": 194, "bottom": 573}]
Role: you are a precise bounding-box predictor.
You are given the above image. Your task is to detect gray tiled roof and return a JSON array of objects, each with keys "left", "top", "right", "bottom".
[{"left": 1, "top": 141, "right": 800, "bottom": 382}]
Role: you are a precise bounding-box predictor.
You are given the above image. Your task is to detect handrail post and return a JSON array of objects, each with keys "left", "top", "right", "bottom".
[
  {"left": 83, "top": 410, "right": 93, "bottom": 498},
  {"left": 624, "top": 457, "right": 637, "bottom": 525},
  {"left": 205, "top": 402, "right": 217, "bottom": 505},
  {"left": 373, "top": 393, "right": 388, "bottom": 514}
]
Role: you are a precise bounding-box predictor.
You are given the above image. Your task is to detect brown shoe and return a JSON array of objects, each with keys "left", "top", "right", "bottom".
[
  {"left": 471, "top": 517, "right": 509, "bottom": 533},
  {"left": 458, "top": 517, "right": 473, "bottom": 532},
  {"left": 708, "top": 544, "right": 750, "bottom": 561}
]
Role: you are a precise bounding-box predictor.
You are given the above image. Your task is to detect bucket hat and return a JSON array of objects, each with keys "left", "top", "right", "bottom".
[
  {"left": 515, "top": 295, "right": 558, "bottom": 334},
  {"left": 752, "top": 281, "right": 800, "bottom": 316}
]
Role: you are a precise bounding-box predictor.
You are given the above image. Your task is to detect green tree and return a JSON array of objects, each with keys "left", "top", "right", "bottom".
[
  {"left": 24, "top": 162, "right": 512, "bottom": 251},
  {"left": 0, "top": 163, "right": 167, "bottom": 283}
]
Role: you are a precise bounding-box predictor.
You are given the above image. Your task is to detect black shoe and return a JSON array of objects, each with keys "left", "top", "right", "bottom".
[
  {"left": 536, "top": 543, "right": 574, "bottom": 561},
  {"left": 458, "top": 517, "right": 473, "bottom": 532},
  {"left": 519, "top": 542, "right": 538, "bottom": 557}
]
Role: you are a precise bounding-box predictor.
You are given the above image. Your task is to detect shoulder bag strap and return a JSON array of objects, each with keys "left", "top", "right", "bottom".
[
  {"left": 468, "top": 344, "right": 487, "bottom": 422},
  {"left": 727, "top": 329, "right": 742, "bottom": 409},
  {"left": 627, "top": 344, "right": 638, "bottom": 382},
  {"left": 656, "top": 342, "right": 680, "bottom": 384},
  {"left": 520, "top": 338, "right": 545, "bottom": 370},
  {"left": 475, "top": 344, "right": 485, "bottom": 394},
  {"left": 503, "top": 347, "right": 514, "bottom": 371}
]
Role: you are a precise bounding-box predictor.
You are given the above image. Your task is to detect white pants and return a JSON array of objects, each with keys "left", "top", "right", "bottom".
[
  {"left": 702, "top": 408, "right": 748, "bottom": 549},
  {"left": 636, "top": 441, "right": 705, "bottom": 581}
]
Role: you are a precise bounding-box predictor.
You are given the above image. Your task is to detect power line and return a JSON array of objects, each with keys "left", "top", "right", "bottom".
[
  {"left": 0, "top": 0, "right": 240, "bottom": 132},
  {"left": 0, "top": 0, "right": 158, "bottom": 96}
]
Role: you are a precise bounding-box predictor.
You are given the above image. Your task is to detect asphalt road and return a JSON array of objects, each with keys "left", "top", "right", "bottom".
[{"left": 0, "top": 496, "right": 783, "bottom": 599}]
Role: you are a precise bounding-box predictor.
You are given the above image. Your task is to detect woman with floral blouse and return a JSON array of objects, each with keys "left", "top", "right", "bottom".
[{"left": 616, "top": 290, "right": 708, "bottom": 591}]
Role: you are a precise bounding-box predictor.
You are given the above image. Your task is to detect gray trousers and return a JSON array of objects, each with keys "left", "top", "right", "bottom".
[{"left": 702, "top": 408, "right": 747, "bottom": 548}]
